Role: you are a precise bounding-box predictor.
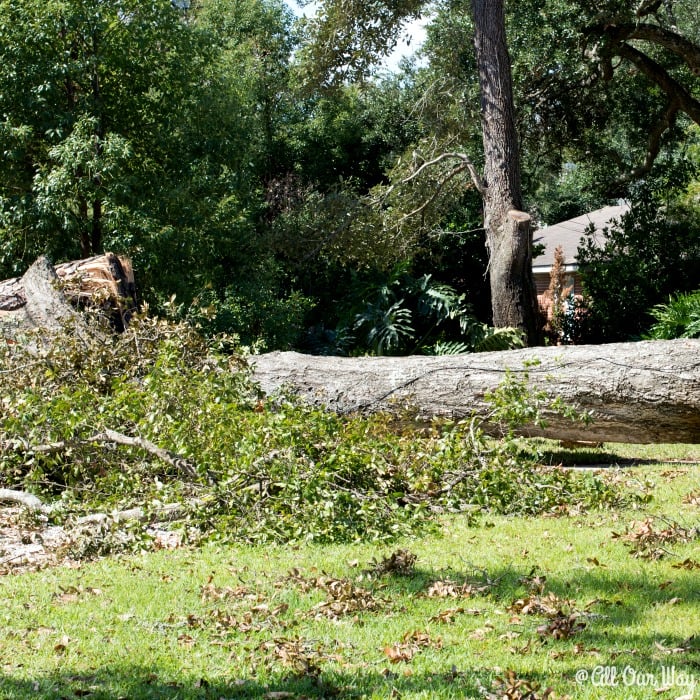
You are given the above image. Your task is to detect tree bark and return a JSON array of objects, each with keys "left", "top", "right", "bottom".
[
  {"left": 471, "top": 0, "right": 540, "bottom": 344},
  {"left": 0, "top": 253, "right": 136, "bottom": 335},
  {"left": 0, "top": 256, "right": 81, "bottom": 334},
  {"left": 251, "top": 340, "right": 700, "bottom": 444}
]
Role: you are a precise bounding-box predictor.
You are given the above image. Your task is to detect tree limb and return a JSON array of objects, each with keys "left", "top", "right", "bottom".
[
  {"left": 601, "top": 23, "right": 700, "bottom": 76},
  {"left": 401, "top": 151, "right": 486, "bottom": 194},
  {"left": 88, "top": 429, "right": 201, "bottom": 481},
  {"left": 398, "top": 162, "right": 471, "bottom": 224},
  {"left": 2, "top": 430, "right": 206, "bottom": 482},
  {"left": 616, "top": 99, "right": 680, "bottom": 184},
  {"left": 615, "top": 42, "right": 700, "bottom": 125},
  {"left": 0, "top": 487, "right": 199, "bottom": 524}
]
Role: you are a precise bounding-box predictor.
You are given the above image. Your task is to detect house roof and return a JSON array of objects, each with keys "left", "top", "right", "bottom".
[{"left": 532, "top": 203, "right": 629, "bottom": 272}]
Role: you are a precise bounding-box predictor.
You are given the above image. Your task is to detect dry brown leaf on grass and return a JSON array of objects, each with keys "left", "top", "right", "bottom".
[
  {"left": 200, "top": 575, "right": 254, "bottom": 602},
  {"left": 309, "top": 577, "right": 384, "bottom": 620},
  {"left": 383, "top": 630, "right": 442, "bottom": 663},
  {"left": 507, "top": 592, "right": 577, "bottom": 617},
  {"left": 518, "top": 570, "right": 547, "bottom": 594},
  {"left": 177, "top": 633, "right": 195, "bottom": 647},
  {"left": 682, "top": 490, "right": 700, "bottom": 506},
  {"left": 612, "top": 517, "right": 699, "bottom": 560},
  {"left": 51, "top": 584, "right": 103, "bottom": 605},
  {"left": 425, "top": 579, "right": 492, "bottom": 599},
  {"left": 654, "top": 636, "right": 699, "bottom": 655},
  {"left": 429, "top": 607, "right": 478, "bottom": 624},
  {"left": 660, "top": 470, "right": 689, "bottom": 480},
  {"left": 484, "top": 669, "right": 569, "bottom": 700},
  {"left": 509, "top": 639, "right": 533, "bottom": 655},
  {"left": 259, "top": 637, "right": 329, "bottom": 677},
  {"left": 586, "top": 556, "right": 606, "bottom": 567},
  {"left": 365, "top": 549, "right": 417, "bottom": 577},
  {"left": 53, "top": 635, "right": 71, "bottom": 654},
  {"left": 672, "top": 558, "right": 700, "bottom": 570},
  {"left": 537, "top": 612, "right": 586, "bottom": 640}
]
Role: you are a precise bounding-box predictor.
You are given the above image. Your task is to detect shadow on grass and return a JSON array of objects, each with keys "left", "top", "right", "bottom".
[
  {"left": 375, "top": 562, "right": 700, "bottom": 660},
  {"left": 0, "top": 665, "right": 491, "bottom": 699},
  {"left": 536, "top": 450, "right": 660, "bottom": 468},
  {"left": 377, "top": 561, "right": 700, "bottom": 617},
  {"left": 2, "top": 562, "right": 698, "bottom": 699}
]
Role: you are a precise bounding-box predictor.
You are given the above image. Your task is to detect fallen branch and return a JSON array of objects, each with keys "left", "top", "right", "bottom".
[
  {"left": 2, "top": 430, "right": 204, "bottom": 482},
  {"left": 76, "top": 502, "right": 190, "bottom": 526},
  {"left": 88, "top": 429, "right": 200, "bottom": 481},
  {"left": 0, "top": 487, "right": 197, "bottom": 525}
]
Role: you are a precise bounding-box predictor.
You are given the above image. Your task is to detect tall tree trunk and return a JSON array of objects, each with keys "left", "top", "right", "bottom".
[
  {"left": 91, "top": 198, "right": 102, "bottom": 254},
  {"left": 471, "top": 0, "right": 540, "bottom": 344}
]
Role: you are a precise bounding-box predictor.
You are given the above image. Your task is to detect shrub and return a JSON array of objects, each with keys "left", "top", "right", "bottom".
[
  {"left": 0, "top": 314, "right": 640, "bottom": 549},
  {"left": 645, "top": 290, "right": 700, "bottom": 339}
]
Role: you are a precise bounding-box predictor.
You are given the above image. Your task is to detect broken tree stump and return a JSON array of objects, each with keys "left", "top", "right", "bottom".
[{"left": 0, "top": 253, "right": 135, "bottom": 335}]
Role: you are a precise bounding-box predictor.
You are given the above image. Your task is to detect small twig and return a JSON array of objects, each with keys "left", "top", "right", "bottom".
[{"left": 401, "top": 152, "right": 486, "bottom": 194}]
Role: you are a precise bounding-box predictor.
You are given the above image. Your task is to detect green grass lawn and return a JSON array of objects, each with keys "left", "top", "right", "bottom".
[{"left": 1, "top": 445, "right": 698, "bottom": 700}]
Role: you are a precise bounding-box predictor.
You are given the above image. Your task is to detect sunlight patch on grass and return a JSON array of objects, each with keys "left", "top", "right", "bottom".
[{"left": 0, "top": 461, "right": 698, "bottom": 699}]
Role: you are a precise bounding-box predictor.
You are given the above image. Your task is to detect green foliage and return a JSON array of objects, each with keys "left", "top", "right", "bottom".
[
  {"left": 646, "top": 290, "right": 700, "bottom": 340},
  {"left": 0, "top": 0, "right": 313, "bottom": 351},
  {"left": 577, "top": 182, "right": 700, "bottom": 342},
  {"left": 0, "top": 317, "right": 637, "bottom": 549},
  {"left": 309, "top": 267, "right": 523, "bottom": 356}
]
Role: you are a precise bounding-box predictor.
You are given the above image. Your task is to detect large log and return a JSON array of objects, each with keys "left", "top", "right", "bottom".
[
  {"left": 252, "top": 340, "right": 700, "bottom": 444},
  {"left": 0, "top": 253, "right": 135, "bottom": 335}
]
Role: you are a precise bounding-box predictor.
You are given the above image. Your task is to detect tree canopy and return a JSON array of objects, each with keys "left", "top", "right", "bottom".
[{"left": 0, "top": 0, "right": 698, "bottom": 349}]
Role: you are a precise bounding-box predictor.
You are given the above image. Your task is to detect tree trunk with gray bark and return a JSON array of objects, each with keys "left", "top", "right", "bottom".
[
  {"left": 252, "top": 340, "right": 700, "bottom": 444},
  {"left": 0, "top": 253, "right": 135, "bottom": 336},
  {"left": 472, "top": 0, "right": 540, "bottom": 344}
]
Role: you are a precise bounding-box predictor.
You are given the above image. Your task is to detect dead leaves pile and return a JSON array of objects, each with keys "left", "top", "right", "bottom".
[
  {"left": 383, "top": 629, "right": 442, "bottom": 663},
  {"left": 483, "top": 669, "right": 569, "bottom": 700},
  {"left": 507, "top": 591, "right": 586, "bottom": 641},
  {"left": 424, "top": 579, "right": 492, "bottom": 599},
  {"left": 277, "top": 569, "right": 386, "bottom": 621},
  {"left": 311, "top": 577, "right": 384, "bottom": 620},
  {"left": 365, "top": 548, "right": 417, "bottom": 577},
  {"left": 258, "top": 637, "right": 339, "bottom": 677},
  {"left": 612, "top": 517, "right": 699, "bottom": 560}
]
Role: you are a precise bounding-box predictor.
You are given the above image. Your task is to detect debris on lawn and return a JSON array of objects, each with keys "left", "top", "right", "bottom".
[
  {"left": 612, "top": 517, "right": 699, "bottom": 560},
  {"left": 365, "top": 549, "right": 418, "bottom": 577}
]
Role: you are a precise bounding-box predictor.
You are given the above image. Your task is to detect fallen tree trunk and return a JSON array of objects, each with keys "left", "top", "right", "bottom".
[
  {"left": 252, "top": 339, "right": 700, "bottom": 444},
  {"left": 0, "top": 253, "right": 135, "bottom": 336}
]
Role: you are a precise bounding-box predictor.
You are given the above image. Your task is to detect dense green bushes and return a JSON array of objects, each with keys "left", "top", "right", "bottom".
[{"left": 576, "top": 179, "right": 700, "bottom": 343}]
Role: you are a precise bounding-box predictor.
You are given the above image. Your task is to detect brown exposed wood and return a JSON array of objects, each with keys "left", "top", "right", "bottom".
[
  {"left": 251, "top": 340, "right": 700, "bottom": 444},
  {"left": 0, "top": 253, "right": 135, "bottom": 335}
]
